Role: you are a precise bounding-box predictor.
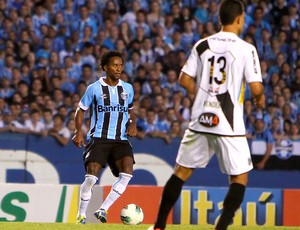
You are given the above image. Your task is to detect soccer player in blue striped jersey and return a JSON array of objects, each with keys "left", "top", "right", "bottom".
[{"left": 72, "top": 51, "right": 137, "bottom": 224}]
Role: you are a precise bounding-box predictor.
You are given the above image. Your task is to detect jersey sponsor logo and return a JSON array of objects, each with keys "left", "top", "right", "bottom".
[
  {"left": 198, "top": 113, "right": 219, "bottom": 127},
  {"left": 203, "top": 101, "right": 220, "bottom": 108},
  {"left": 121, "top": 91, "right": 128, "bottom": 100},
  {"left": 98, "top": 105, "right": 128, "bottom": 113}
]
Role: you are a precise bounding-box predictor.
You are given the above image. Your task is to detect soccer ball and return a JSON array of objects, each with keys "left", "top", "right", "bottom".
[{"left": 120, "top": 203, "right": 144, "bottom": 225}]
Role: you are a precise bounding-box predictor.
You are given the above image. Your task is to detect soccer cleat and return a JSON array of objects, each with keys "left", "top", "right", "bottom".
[
  {"left": 76, "top": 215, "right": 86, "bottom": 224},
  {"left": 94, "top": 209, "right": 108, "bottom": 223}
]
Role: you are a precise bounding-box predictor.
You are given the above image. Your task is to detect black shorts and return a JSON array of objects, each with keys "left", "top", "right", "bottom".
[{"left": 83, "top": 138, "right": 134, "bottom": 176}]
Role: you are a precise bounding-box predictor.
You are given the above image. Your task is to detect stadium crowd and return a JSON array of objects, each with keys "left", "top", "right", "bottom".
[{"left": 0, "top": 0, "right": 299, "bottom": 168}]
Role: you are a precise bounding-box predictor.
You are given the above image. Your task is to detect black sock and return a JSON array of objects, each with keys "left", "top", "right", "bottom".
[
  {"left": 216, "top": 183, "right": 245, "bottom": 230},
  {"left": 154, "top": 174, "right": 184, "bottom": 229}
]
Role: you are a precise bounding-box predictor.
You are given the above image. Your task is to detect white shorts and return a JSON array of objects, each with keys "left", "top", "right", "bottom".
[{"left": 176, "top": 129, "right": 253, "bottom": 175}]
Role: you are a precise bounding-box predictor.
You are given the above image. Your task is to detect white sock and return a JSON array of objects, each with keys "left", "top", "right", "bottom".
[
  {"left": 78, "top": 174, "right": 98, "bottom": 217},
  {"left": 99, "top": 172, "right": 132, "bottom": 211}
]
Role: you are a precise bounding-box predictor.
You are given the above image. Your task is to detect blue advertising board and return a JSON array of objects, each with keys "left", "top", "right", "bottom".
[{"left": 0, "top": 133, "right": 299, "bottom": 188}]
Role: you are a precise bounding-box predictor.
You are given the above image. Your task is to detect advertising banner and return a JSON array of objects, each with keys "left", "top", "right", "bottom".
[{"left": 173, "top": 187, "right": 282, "bottom": 226}]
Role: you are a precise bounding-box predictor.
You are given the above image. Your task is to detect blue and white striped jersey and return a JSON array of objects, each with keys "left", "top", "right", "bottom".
[{"left": 79, "top": 77, "right": 134, "bottom": 141}]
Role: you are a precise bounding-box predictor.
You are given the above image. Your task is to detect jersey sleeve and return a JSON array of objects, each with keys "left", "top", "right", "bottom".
[
  {"left": 181, "top": 44, "right": 199, "bottom": 78},
  {"left": 79, "top": 84, "right": 94, "bottom": 110},
  {"left": 128, "top": 84, "right": 134, "bottom": 110},
  {"left": 244, "top": 45, "right": 262, "bottom": 83}
]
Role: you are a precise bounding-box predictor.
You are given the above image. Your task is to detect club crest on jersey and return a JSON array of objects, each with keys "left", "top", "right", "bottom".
[
  {"left": 121, "top": 91, "right": 128, "bottom": 100},
  {"left": 198, "top": 113, "right": 219, "bottom": 127}
]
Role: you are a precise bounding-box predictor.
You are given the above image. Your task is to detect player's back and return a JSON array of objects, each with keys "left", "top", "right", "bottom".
[{"left": 186, "top": 31, "right": 261, "bottom": 136}]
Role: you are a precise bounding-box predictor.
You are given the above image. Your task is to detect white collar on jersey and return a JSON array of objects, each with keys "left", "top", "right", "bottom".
[{"left": 99, "top": 77, "right": 122, "bottom": 87}]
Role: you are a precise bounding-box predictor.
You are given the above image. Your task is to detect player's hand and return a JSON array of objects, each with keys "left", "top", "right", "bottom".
[
  {"left": 255, "top": 161, "right": 265, "bottom": 170},
  {"left": 126, "top": 124, "right": 137, "bottom": 137},
  {"left": 254, "top": 95, "right": 266, "bottom": 109},
  {"left": 72, "top": 132, "right": 85, "bottom": 147}
]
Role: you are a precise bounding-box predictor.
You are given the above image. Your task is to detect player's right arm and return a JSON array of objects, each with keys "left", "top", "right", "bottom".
[
  {"left": 72, "top": 107, "right": 85, "bottom": 147},
  {"left": 72, "top": 85, "right": 94, "bottom": 147},
  {"left": 178, "top": 72, "right": 196, "bottom": 98}
]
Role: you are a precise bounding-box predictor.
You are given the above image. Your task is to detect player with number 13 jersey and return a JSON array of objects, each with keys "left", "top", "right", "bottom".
[{"left": 183, "top": 31, "right": 262, "bottom": 136}]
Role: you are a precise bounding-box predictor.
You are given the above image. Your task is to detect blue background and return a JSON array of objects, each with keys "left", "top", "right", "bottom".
[{"left": 0, "top": 133, "right": 299, "bottom": 188}]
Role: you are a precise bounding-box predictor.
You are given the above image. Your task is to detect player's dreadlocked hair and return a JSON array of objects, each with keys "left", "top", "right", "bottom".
[
  {"left": 219, "top": 0, "right": 244, "bottom": 26},
  {"left": 100, "top": 50, "right": 124, "bottom": 70}
]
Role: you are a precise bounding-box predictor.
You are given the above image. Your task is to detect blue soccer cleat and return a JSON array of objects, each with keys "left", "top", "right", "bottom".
[{"left": 94, "top": 209, "right": 108, "bottom": 223}]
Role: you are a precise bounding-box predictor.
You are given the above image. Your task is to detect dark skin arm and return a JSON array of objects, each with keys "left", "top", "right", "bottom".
[
  {"left": 126, "top": 109, "right": 137, "bottom": 137},
  {"left": 72, "top": 106, "right": 85, "bottom": 147}
]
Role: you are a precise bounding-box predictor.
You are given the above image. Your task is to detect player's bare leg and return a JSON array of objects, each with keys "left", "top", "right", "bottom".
[
  {"left": 215, "top": 172, "right": 248, "bottom": 230},
  {"left": 95, "top": 156, "right": 133, "bottom": 223},
  {"left": 77, "top": 162, "right": 102, "bottom": 224},
  {"left": 153, "top": 164, "right": 194, "bottom": 230}
]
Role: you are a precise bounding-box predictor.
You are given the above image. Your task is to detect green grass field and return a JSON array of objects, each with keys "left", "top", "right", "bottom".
[{"left": 1, "top": 223, "right": 300, "bottom": 230}]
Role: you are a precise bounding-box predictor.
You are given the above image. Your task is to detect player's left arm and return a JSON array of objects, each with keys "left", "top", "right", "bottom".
[
  {"left": 126, "top": 84, "right": 137, "bottom": 137},
  {"left": 127, "top": 109, "right": 137, "bottom": 137}
]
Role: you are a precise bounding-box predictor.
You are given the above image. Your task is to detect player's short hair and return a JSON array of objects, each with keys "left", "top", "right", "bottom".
[
  {"left": 219, "top": 0, "right": 244, "bottom": 26},
  {"left": 100, "top": 51, "right": 124, "bottom": 70}
]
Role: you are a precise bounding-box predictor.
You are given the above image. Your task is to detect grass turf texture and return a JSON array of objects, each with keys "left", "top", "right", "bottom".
[{"left": 1, "top": 223, "right": 300, "bottom": 230}]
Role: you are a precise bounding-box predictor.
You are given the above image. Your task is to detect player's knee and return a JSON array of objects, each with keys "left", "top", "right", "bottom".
[
  {"left": 112, "top": 173, "right": 132, "bottom": 195},
  {"left": 81, "top": 174, "right": 98, "bottom": 192},
  {"left": 119, "top": 172, "right": 133, "bottom": 183}
]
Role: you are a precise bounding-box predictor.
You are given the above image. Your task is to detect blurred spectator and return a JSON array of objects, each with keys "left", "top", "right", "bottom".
[
  {"left": 169, "top": 120, "right": 183, "bottom": 138},
  {"left": 121, "top": 0, "right": 140, "bottom": 25},
  {"left": 283, "top": 119, "right": 293, "bottom": 136},
  {"left": 67, "top": 117, "right": 76, "bottom": 135},
  {"left": 48, "top": 114, "right": 70, "bottom": 146},
  {"left": 42, "top": 108, "right": 54, "bottom": 130},
  {"left": 0, "top": 111, "right": 13, "bottom": 133},
  {"left": 119, "top": 21, "right": 132, "bottom": 46},
  {"left": 194, "top": 0, "right": 208, "bottom": 25},
  {"left": 252, "top": 6, "right": 272, "bottom": 40},
  {"left": 248, "top": 118, "right": 274, "bottom": 170},
  {"left": 178, "top": 96, "right": 192, "bottom": 130},
  {"left": 271, "top": 117, "right": 285, "bottom": 143},
  {"left": 131, "top": 10, "right": 150, "bottom": 37},
  {"left": 290, "top": 67, "right": 300, "bottom": 96},
  {"left": 124, "top": 50, "right": 141, "bottom": 79},
  {"left": 146, "top": 0, "right": 164, "bottom": 34},
  {"left": 0, "top": 76, "right": 14, "bottom": 99},
  {"left": 161, "top": 69, "right": 186, "bottom": 95},
  {"left": 289, "top": 123, "right": 300, "bottom": 140},
  {"left": 72, "top": 4, "right": 97, "bottom": 39},
  {"left": 25, "top": 109, "right": 47, "bottom": 136},
  {"left": 143, "top": 109, "right": 171, "bottom": 144},
  {"left": 181, "top": 20, "right": 198, "bottom": 52},
  {"left": 136, "top": 106, "right": 147, "bottom": 132},
  {"left": 282, "top": 103, "right": 296, "bottom": 123}
]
